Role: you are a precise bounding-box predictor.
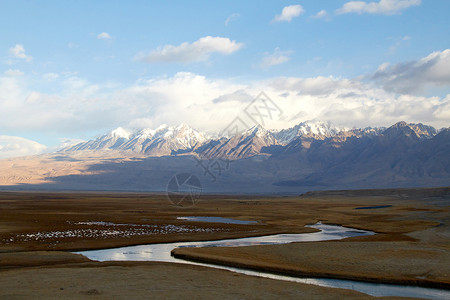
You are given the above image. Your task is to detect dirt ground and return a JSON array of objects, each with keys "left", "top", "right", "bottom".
[
  {"left": 0, "top": 188, "right": 448, "bottom": 298},
  {"left": 173, "top": 238, "right": 450, "bottom": 288},
  {"left": 0, "top": 261, "right": 396, "bottom": 299},
  {"left": 172, "top": 188, "right": 450, "bottom": 289}
]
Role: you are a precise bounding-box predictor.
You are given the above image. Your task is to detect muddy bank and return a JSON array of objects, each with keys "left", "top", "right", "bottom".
[
  {"left": 0, "top": 190, "right": 445, "bottom": 252},
  {"left": 0, "top": 189, "right": 448, "bottom": 298},
  {"left": 0, "top": 262, "right": 388, "bottom": 299},
  {"left": 172, "top": 238, "right": 450, "bottom": 289}
]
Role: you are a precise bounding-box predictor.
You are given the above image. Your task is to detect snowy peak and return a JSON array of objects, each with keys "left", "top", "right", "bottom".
[
  {"left": 384, "top": 121, "right": 437, "bottom": 140},
  {"left": 126, "top": 123, "right": 208, "bottom": 155},
  {"left": 408, "top": 123, "right": 437, "bottom": 138},
  {"left": 131, "top": 128, "right": 156, "bottom": 140},
  {"left": 197, "top": 124, "right": 278, "bottom": 160},
  {"left": 349, "top": 127, "right": 386, "bottom": 137},
  {"left": 63, "top": 123, "right": 208, "bottom": 155},
  {"left": 296, "top": 121, "right": 338, "bottom": 136},
  {"left": 274, "top": 121, "right": 340, "bottom": 144},
  {"left": 62, "top": 121, "right": 441, "bottom": 159},
  {"left": 164, "top": 123, "right": 208, "bottom": 148},
  {"left": 110, "top": 127, "right": 131, "bottom": 139},
  {"left": 243, "top": 124, "right": 271, "bottom": 137},
  {"left": 239, "top": 124, "right": 277, "bottom": 145}
]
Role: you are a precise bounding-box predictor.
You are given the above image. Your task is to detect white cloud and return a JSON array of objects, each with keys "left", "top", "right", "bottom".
[
  {"left": 260, "top": 48, "right": 293, "bottom": 69},
  {"left": 372, "top": 49, "right": 450, "bottom": 93},
  {"left": 54, "top": 138, "right": 86, "bottom": 151},
  {"left": 312, "top": 10, "right": 329, "bottom": 19},
  {"left": 0, "top": 136, "right": 47, "bottom": 159},
  {"left": 272, "top": 5, "right": 305, "bottom": 22},
  {"left": 0, "top": 74, "right": 103, "bottom": 134},
  {"left": 4, "top": 69, "right": 24, "bottom": 76},
  {"left": 225, "top": 13, "right": 240, "bottom": 26},
  {"left": 0, "top": 61, "right": 449, "bottom": 144},
  {"left": 264, "top": 76, "right": 448, "bottom": 129},
  {"left": 269, "top": 76, "right": 363, "bottom": 96},
  {"left": 212, "top": 89, "right": 253, "bottom": 104},
  {"left": 122, "top": 72, "right": 248, "bottom": 131},
  {"left": 388, "top": 35, "right": 411, "bottom": 54},
  {"left": 43, "top": 73, "right": 59, "bottom": 80},
  {"left": 135, "top": 36, "right": 243, "bottom": 63},
  {"left": 9, "top": 44, "right": 32, "bottom": 62},
  {"left": 376, "top": 62, "right": 390, "bottom": 72},
  {"left": 336, "top": 0, "right": 421, "bottom": 15},
  {"left": 111, "top": 74, "right": 450, "bottom": 129},
  {"left": 97, "top": 32, "right": 112, "bottom": 40}
]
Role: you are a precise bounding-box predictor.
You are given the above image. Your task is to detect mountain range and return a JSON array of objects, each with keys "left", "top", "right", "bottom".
[
  {"left": 1, "top": 120, "right": 448, "bottom": 194},
  {"left": 62, "top": 121, "right": 443, "bottom": 161},
  {"left": 60, "top": 121, "right": 389, "bottom": 157}
]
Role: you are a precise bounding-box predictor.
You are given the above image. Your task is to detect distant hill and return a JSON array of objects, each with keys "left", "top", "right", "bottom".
[{"left": 1, "top": 121, "right": 448, "bottom": 194}]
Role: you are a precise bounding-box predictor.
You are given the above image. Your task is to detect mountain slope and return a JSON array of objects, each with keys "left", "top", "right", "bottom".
[
  {"left": 272, "top": 121, "right": 340, "bottom": 144},
  {"left": 2, "top": 121, "right": 448, "bottom": 193},
  {"left": 64, "top": 124, "right": 208, "bottom": 156},
  {"left": 273, "top": 122, "right": 449, "bottom": 189},
  {"left": 197, "top": 125, "right": 278, "bottom": 159}
]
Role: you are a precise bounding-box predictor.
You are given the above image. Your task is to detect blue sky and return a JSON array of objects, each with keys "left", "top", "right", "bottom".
[{"left": 1, "top": 0, "right": 450, "bottom": 157}]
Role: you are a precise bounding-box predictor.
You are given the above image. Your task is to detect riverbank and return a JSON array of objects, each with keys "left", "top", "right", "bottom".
[
  {"left": 172, "top": 237, "right": 450, "bottom": 289},
  {"left": 0, "top": 261, "right": 395, "bottom": 299},
  {"left": 0, "top": 188, "right": 448, "bottom": 298}
]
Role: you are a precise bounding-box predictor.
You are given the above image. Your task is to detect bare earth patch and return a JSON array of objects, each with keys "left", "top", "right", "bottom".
[{"left": 0, "top": 262, "right": 399, "bottom": 299}]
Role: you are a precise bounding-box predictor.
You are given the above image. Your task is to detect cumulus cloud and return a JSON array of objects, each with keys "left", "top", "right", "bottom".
[
  {"left": 0, "top": 66, "right": 449, "bottom": 147},
  {"left": 42, "top": 73, "right": 59, "bottom": 81},
  {"left": 9, "top": 44, "right": 32, "bottom": 62},
  {"left": 372, "top": 49, "right": 450, "bottom": 94},
  {"left": 225, "top": 13, "right": 240, "bottom": 26},
  {"left": 272, "top": 5, "right": 304, "bottom": 22},
  {"left": 0, "top": 74, "right": 103, "bottom": 134},
  {"left": 264, "top": 76, "right": 448, "bottom": 129},
  {"left": 212, "top": 89, "right": 253, "bottom": 104},
  {"left": 0, "top": 136, "right": 47, "bottom": 159},
  {"left": 135, "top": 36, "right": 243, "bottom": 63},
  {"left": 312, "top": 10, "right": 329, "bottom": 19},
  {"left": 97, "top": 32, "right": 112, "bottom": 40},
  {"left": 336, "top": 0, "right": 421, "bottom": 15},
  {"left": 54, "top": 138, "right": 86, "bottom": 151},
  {"left": 260, "top": 48, "right": 293, "bottom": 69},
  {"left": 0, "top": 71, "right": 247, "bottom": 136},
  {"left": 268, "top": 76, "right": 364, "bottom": 96},
  {"left": 121, "top": 72, "right": 248, "bottom": 131},
  {"left": 4, "top": 69, "right": 24, "bottom": 76}
]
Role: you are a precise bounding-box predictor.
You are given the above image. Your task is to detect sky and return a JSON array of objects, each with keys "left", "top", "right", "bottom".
[{"left": 1, "top": 0, "right": 450, "bottom": 158}]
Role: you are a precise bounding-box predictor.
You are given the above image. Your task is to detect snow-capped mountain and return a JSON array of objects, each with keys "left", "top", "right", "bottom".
[
  {"left": 5, "top": 121, "right": 448, "bottom": 193},
  {"left": 383, "top": 121, "right": 437, "bottom": 140},
  {"left": 66, "top": 127, "right": 132, "bottom": 151},
  {"left": 63, "top": 123, "right": 208, "bottom": 156},
  {"left": 197, "top": 125, "right": 278, "bottom": 159},
  {"left": 62, "top": 121, "right": 442, "bottom": 160},
  {"left": 272, "top": 121, "right": 341, "bottom": 144}
]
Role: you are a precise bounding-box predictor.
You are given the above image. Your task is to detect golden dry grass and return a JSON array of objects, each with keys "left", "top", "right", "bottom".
[{"left": 0, "top": 188, "right": 448, "bottom": 298}]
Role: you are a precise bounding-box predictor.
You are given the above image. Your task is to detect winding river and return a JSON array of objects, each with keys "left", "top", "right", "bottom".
[{"left": 76, "top": 221, "right": 449, "bottom": 299}]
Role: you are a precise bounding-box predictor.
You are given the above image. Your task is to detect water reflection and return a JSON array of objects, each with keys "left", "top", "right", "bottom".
[
  {"left": 77, "top": 222, "right": 370, "bottom": 263},
  {"left": 76, "top": 222, "right": 449, "bottom": 299}
]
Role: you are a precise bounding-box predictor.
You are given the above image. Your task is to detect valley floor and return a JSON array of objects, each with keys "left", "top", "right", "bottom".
[{"left": 0, "top": 188, "right": 448, "bottom": 298}]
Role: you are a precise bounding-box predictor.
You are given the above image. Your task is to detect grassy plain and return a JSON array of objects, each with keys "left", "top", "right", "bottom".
[{"left": 0, "top": 188, "right": 448, "bottom": 298}]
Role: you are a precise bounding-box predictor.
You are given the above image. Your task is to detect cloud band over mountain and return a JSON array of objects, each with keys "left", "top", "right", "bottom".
[{"left": 1, "top": 50, "right": 449, "bottom": 144}]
